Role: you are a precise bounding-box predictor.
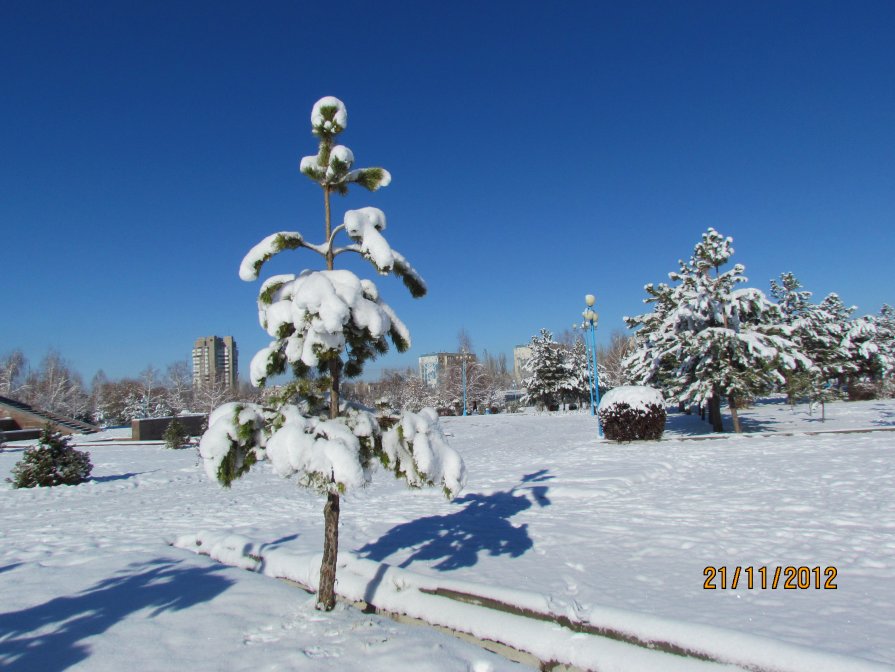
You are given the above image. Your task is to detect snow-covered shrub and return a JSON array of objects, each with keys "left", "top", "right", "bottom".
[
  {"left": 598, "top": 386, "right": 666, "bottom": 442},
  {"left": 9, "top": 425, "right": 92, "bottom": 488},
  {"left": 848, "top": 380, "right": 880, "bottom": 401},
  {"left": 163, "top": 415, "right": 190, "bottom": 449}
]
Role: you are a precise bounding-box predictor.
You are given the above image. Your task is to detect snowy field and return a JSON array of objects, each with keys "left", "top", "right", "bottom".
[{"left": 1, "top": 398, "right": 894, "bottom": 671}]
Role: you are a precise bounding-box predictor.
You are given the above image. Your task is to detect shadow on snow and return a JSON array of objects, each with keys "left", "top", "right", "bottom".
[
  {"left": 0, "top": 558, "right": 234, "bottom": 672},
  {"left": 357, "top": 471, "right": 552, "bottom": 572},
  {"left": 90, "top": 471, "right": 155, "bottom": 484}
]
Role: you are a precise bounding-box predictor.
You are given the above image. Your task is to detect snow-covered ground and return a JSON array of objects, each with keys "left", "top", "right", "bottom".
[{"left": 1, "top": 398, "right": 893, "bottom": 671}]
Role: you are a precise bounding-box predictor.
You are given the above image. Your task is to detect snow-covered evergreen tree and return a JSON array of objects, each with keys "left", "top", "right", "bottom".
[
  {"left": 625, "top": 229, "right": 810, "bottom": 432},
  {"left": 841, "top": 304, "right": 895, "bottom": 398},
  {"left": 10, "top": 424, "right": 92, "bottom": 488},
  {"left": 769, "top": 272, "right": 813, "bottom": 322},
  {"left": 560, "top": 337, "right": 592, "bottom": 409},
  {"left": 770, "top": 274, "right": 853, "bottom": 416},
  {"left": 522, "top": 329, "right": 566, "bottom": 409},
  {"left": 198, "top": 97, "right": 465, "bottom": 611},
  {"left": 878, "top": 304, "right": 895, "bottom": 396}
]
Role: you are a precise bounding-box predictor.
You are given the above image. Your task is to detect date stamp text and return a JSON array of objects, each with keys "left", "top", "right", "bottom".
[{"left": 703, "top": 566, "right": 838, "bottom": 590}]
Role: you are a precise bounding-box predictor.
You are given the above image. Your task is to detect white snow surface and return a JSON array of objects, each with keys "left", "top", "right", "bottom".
[
  {"left": 599, "top": 384, "right": 665, "bottom": 411},
  {"left": 2, "top": 397, "right": 895, "bottom": 671}
]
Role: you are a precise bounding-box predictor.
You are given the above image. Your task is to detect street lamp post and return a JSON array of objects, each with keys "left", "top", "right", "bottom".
[
  {"left": 462, "top": 352, "right": 468, "bottom": 416},
  {"left": 583, "top": 294, "right": 603, "bottom": 437}
]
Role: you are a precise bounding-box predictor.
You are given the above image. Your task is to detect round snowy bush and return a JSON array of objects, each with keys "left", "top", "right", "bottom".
[
  {"left": 598, "top": 386, "right": 666, "bottom": 442},
  {"left": 9, "top": 425, "right": 93, "bottom": 488}
]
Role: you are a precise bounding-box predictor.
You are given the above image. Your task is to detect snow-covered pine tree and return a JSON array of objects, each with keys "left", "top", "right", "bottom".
[
  {"left": 560, "top": 337, "right": 591, "bottom": 409},
  {"left": 770, "top": 274, "right": 854, "bottom": 416},
  {"left": 522, "top": 329, "right": 566, "bottom": 409},
  {"left": 626, "top": 229, "right": 810, "bottom": 432},
  {"left": 770, "top": 272, "right": 818, "bottom": 404},
  {"left": 10, "top": 424, "right": 93, "bottom": 488},
  {"left": 163, "top": 415, "right": 190, "bottom": 449},
  {"left": 624, "top": 281, "right": 681, "bottom": 395},
  {"left": 769, "top": 272, "right": 813, "bottom": 322},
  {"left": 198, "top": 97, "right": 466, "bottom": 611},
  {"left": 878, "top": 304, "right": 895, "bottom": 396},
  {"left": 841, "top": 304, "right": 895, "bottom": 399}
]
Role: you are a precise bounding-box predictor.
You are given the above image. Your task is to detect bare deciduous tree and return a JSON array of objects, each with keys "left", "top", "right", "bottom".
[
  {"left": 0, "top": 350, "right": 27, "bottom": 398},
  {"left": 598, "top": 330, "right": 635, "bottom": 389}
]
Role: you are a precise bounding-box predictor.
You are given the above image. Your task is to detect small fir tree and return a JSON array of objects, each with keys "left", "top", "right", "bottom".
[
  {"left": 522, "top": 329, "right": 566, "bottom": 409},
  {"left": 198, "top": 97, "right": 466, "bottom": 611},
  {"left": 9, "top": 424, "right": 92, "bottom": 488},
  {"left": 163, "top": 415, "right": 190, "bottom": 449}
]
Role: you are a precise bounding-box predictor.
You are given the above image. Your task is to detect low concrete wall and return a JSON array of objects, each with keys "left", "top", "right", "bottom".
[
  {"left": 1, "top": 417, "right": 20, "bottom": 432},
  {"left": 1, "top": 428, "right": 42, "bottom": 442},
  {"left": 131, "top": 415, "right": 207, "bottom": 441}
]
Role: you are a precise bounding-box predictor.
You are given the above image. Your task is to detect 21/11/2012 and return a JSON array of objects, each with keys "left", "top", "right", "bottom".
[{"left": 703, "top": 565, "right": 838, "bottom": 590}]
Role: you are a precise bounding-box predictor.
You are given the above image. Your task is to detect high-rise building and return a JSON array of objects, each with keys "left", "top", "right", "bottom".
[
  {"left": 513, "top": 344, "right": 532, "bottom": 384},
  {"left": 192, "top": 336, "right": 238, "bottom": 390},
  {"left": 418, "top": 352, "right": 477, "bottom": 388}
]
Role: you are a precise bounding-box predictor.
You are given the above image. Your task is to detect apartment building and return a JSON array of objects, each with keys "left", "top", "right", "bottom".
[{"left": 192, "top": 336, "right": 238, "bottom": 390}]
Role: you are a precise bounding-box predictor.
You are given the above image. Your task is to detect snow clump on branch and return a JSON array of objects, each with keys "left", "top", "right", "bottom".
[
  {"left": 311, "top": 96, "right": 347, "bottom": 134},
  {"left": 249, "top": 269, "right": 410, "bottom": 386}
]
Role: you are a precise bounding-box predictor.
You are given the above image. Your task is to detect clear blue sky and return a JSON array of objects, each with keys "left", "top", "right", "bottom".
[{"left": 2, "top": 1, "right": 894, "bottom": 384}]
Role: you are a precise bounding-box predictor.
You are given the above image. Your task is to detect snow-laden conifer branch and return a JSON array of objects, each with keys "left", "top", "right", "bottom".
[
  {"left": 199, "top": 402, "right": 465, "bottom": 498},
  {"left": 198, "top": 402, "right": 270, "bottom": 486},
  {"left": 239, "top": 233, "right": 309, "bottom": 282},
  {"left": 249, "top": 269, "right": 412, "bottom": 387},
  {"left": 300, "top": 98, "right": 390, "bottom": 193},
  {"left": 380, "top": 408, "right": 467, "bottom": 498}
]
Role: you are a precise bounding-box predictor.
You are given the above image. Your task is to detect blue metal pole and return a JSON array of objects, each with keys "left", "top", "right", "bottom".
[
  {"left": 462, "top": 356, "right": 467, "bottom": 416},
  {"left": 586, "top": 344, "right": 595, "bottom": 416},
  {"left": 584, "top": 308, "right": 595, "bottom": 417},
  {"left": 590, "top": 320, "right": 602, "bottom": 437}
]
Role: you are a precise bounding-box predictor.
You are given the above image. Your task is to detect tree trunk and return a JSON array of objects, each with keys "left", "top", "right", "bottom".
[
  {"left": 316, "top": 163, "right": 342, "bottom": 611},
  {"left": 316, "top": 309, "right": 343, "bottom": 610},
  {"left": 728, "top": 395, "right": 741, "bottom": 433},
  {"left": 710, "top": 394, "right": 724, "bottom": 433},
  {"left": 317, "top": 491, "right": 340, "bottom": 610}
]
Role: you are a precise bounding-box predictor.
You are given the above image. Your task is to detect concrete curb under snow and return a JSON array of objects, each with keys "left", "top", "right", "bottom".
[
  {"left": 653, "top": 425, "right": 895, "bottom": 442},
  {"left": 173, "top": 530, "right": 891, "bottom": 672}
]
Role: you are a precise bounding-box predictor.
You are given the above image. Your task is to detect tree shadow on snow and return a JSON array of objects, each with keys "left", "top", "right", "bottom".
[
  {"left": 665, "top": 408, "right": 779, "bottom": 435},
  {"left": 0, "top": 562, "right": 23, "bottom": 575},
  {"left": 0, "top": 558, "right": 234, "bottom": 672},
  {"left": 90, "top": 471, "right": 155, "bottom": 483},
  {"left": 664, "top": 410, "right": 714, "bottom": 436},
  {"left": 871, "top": 404, "right": 895, "bottom": 426},
  {"left": 259, "top": 533, "right": 301, "bottom": 551},
  {"left": 357, "top": 472, "right": 551, "bottom": 572}
]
